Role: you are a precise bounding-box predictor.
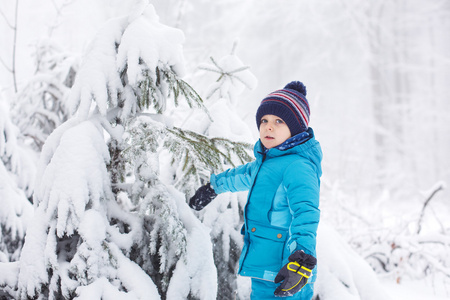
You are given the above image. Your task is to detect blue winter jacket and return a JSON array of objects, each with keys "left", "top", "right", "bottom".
[{"left": 210, "top": 128, "right": 322, "bottom": 282}]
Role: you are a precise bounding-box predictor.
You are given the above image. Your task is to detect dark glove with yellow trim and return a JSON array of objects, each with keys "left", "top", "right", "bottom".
[
  {"left": 188, "top": 183, "right": 217, "bottom": 211},
  {"left": 274, "top": 250, "right": 317, "bottom": 297}
]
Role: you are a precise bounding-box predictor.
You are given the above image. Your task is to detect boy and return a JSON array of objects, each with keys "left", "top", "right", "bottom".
[{"left": 189, "top": 81, "right": 322, "bottom": 299}]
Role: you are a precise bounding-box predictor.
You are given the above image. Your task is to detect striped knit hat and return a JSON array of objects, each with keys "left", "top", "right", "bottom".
[{"left": 256, "top": 81, "right": 310, "bottom": 136}]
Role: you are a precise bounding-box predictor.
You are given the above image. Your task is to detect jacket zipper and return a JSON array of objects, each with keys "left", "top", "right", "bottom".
[{"left": 238, "top": 153, "right": 265, "bottom": 274}]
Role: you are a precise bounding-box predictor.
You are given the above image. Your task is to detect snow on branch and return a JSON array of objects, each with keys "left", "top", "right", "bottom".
[
  {"left": 165, "top": 186, "right": 217, "bottom": 300},
  {"left": 12, "top": 39, "right": 78, "bottom": 151},
  {"left": 0, "top": 101, "right": 37, "bottom": 197},
  {"left": 0, "top": 261, "right": 19, "bottom": 298},
  {"left": 67, "top": 16, "right": 126, "bottom": 120},
  {"left": 198, "top": 41, "right": 257, "bottom": 104},
  {"left": 0, "top": 100, "right": 34, "bottom": 263},
  {"left": 17, "top": 120, "right": 115, "bottom": 298},
  {"left": 68, "top": 0, "right": 205, "bottom": 124},
  {"left": 0, "top": 162, "right": 33, "bottom": 263},
  {"left": 124, "top": 115, "right": 253, "bottom": 191}
]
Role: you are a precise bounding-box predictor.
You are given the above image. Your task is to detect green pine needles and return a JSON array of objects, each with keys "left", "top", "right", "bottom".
[
  {"left": 125, "top": 65, "right": 252, "bottom": 192},
  {"left": 124, "top": 116, "right": 253, "bottom": 192},
  {"left": 136, "top": 66, "right": 208, "bottom": 117},
  {"left": 166, "top": 127, "right": 252, "bottom": 177}
]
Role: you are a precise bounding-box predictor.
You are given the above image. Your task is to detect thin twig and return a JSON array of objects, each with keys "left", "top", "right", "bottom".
[
  {"left": 11, "top": 0, "right": 19, "bottom": 93},
  {"left": 230, "top": 40, "right": 238, "bottom": 55},
  {"left": 417, "top": 182, "right": 445, "bottom": 234},
  {"left": 0, "top": 8, "right": 14, "bottom": 29},
  {"left": 0, "top": 56, "right": 12, "bottom": 72},
  {"left": 209, "top": 56, "right": 223, "bottom": 73}
]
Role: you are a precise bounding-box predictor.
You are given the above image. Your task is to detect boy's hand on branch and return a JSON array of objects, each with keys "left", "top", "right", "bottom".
[
  {"left": 274, "top": 250, "right": 317, "bottom": 297},
  {"left": 189, "top": 183, "right": 217, "bottom": 211}
]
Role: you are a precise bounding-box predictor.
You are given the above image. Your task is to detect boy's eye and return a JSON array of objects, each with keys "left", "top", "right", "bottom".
[
  {"left": 276, "top": 119, "right": 284, "bottom": 124},
  {"left": 261, "top": 119, "right": 268, "bottom": 124}
]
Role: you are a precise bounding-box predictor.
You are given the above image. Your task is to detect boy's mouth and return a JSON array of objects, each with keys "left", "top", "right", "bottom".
[{"left": 265, "top": 136, "right": 274, "bottom": 140}]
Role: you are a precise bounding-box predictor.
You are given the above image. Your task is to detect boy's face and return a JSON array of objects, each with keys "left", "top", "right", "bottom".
[{"left": 259, "top": 114, "right": 292, "bottom": 149}]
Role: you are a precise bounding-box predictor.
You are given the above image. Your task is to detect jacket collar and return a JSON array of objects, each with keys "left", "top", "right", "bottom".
[{"left": 254, "top": 128, "right": 315, "bottom": 160}]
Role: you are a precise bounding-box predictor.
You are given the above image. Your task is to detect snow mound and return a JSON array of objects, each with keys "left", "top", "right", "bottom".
[{"left": 315, "top": 222, "right": 393, "bottom": 300}]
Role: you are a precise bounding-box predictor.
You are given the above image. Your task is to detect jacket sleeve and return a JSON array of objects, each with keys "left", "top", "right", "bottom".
[
  {"left": 283, "top": 159, "right": 321, "bottom": 257},
  {"left": 210, "top": 160, "right": 257, "bottom": 194}
]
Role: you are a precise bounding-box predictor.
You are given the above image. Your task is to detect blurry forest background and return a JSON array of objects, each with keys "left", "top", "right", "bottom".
[{"left": 1, "top": 0, "right": 449, "bottom": 299}]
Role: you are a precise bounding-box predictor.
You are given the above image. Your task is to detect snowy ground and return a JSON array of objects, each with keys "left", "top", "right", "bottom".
[{"left": 383, "top": 279, "right": 450, "bottom": 300}]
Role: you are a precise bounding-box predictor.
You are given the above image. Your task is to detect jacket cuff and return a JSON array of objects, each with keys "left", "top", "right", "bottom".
[
  {"left": 289, "top": 241, "right": 314, "bottom": 257},
  {"left": 210, "top": 174, "right": 220, "bottom": 194}
]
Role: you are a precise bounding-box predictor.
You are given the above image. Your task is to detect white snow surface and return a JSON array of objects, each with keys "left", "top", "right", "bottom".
[
  {"left": 166, "top": 186, "right": 217, "bottom": 300},
  {"left": 383, "top": 278, "right": 450, "bottom": 300},
  {"left": 315, "top": 223, "right": 393, "bottom": 300}
]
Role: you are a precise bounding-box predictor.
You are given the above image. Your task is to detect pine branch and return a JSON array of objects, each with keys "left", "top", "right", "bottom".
[
  {"left": 197, "top": 50, "right": 256, "bottom": 100},
  {"left": 165, "top": 127, "right": 252, "bottom": 173},
  {"left": 209, "top": 56, "right": 224, "bottom": 73},
  {"left": 229, "top": 72, "right": 254, "bottom": 90},
  {"left": 227, "top": 65, "right": 250, "bottom": 74},
  {"left": 205, "top": 84, "right": 221, "bottom": 100},
  {"left": 136, "top": 66, "right": 210, "bottom": 121},
  {"left": 137, "top": 70, "right": 160, "bottom": 112},
  {"left": 197, "top": 64, "right": 222, "bottom": 73},
  {"left": 160, "top": 67, "right": 204, "bottom": 109},
  {"left": 123, "top": 117, "right": 252, "bottom": 193}
]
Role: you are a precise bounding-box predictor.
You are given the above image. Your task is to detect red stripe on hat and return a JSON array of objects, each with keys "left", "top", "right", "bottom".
[
  {"left": 268, "top": 92, "right": 309, "bottom": 124},
  {"left": 261, "top": 98, "right": 304, "bottom": 125},
  {"left": 283, "top": 90, "right": 310, "bottom": 115},
  {"left": 272, "top": 91, "right": 309, "bottom": 117}
]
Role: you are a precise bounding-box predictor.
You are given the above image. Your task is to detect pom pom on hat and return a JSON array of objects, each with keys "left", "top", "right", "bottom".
[
  {"left": 284, "top": 81, "right": 307, "bottom": 96},
  {"left": 256, "top": 81, "right": 310, "bottom": 136}
]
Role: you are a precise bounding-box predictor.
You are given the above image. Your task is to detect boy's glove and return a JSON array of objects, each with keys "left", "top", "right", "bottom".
[
  {"left": 188, "top": 183, "right": 217, "bottom": 211},
  {"left": 274, "top": 250, "right": 317, "bottom": 297}
]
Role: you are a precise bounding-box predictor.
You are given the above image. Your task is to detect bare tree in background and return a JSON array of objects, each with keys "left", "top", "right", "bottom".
[{"left": 0, "top": 0, "right": 19, "bottom": 93}]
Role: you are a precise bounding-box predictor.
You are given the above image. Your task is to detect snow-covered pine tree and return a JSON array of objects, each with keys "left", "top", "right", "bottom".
[
  {"left": 12, "top": 39, "right": 78, "bottom": 151},
  {"left": 169, "top": 43, "right": 258, "bottom": 299},
  {"left": 15, "top": 1, "right": 251, "bottom": 299},
  {"left": 0, "top": 99, "right": 37, "bottom": 202},
  {"left": 0, "top": 98, "right": 35, "bottom": 258},
  {"left": 0, "top": 99, "right": 35, "bottom": 298}
]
